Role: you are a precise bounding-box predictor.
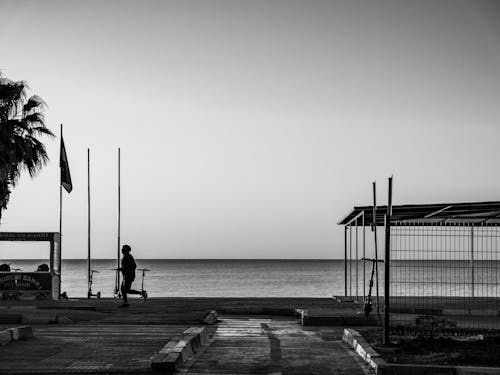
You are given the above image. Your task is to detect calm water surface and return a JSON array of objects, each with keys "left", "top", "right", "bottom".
[{"left": 1, "top": 259, "right": 343, "bottom": 298}]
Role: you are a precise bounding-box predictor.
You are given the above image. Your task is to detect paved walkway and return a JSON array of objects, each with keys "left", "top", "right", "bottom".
[
  {"left": 0, "top": 314, "right": 371, "bottom": 374},
  {"left": 183, "top": 316, "right": 371, "bottom": 375},
  {"left": 0, "top": 324, "right": 188, "bottom": 373}
]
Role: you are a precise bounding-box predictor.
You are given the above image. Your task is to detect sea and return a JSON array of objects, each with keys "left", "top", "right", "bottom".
[
  {"left": 3, "top": 259, "right": 497, "bottom": 299},
  {"left": 0, "top": 259, "right": 345, "bottom": 298}
]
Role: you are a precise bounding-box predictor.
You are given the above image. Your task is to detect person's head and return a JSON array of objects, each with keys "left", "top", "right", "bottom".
[{"left": 121, "top": 245, "right": 131, "bottom": 255}]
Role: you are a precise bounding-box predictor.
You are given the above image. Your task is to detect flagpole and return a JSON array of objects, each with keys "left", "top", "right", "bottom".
[
  {"left": 117, "top": 147, "right": 121, "bottom": 296},
  {"left": 59, "top": 124, "right": 63, "bottom": 299},
  {"left": 87, "top": 148, "right": 91, "bottom": 295},
  {"left": 59, "top": 125, "right": 73, "bottom": 299}
]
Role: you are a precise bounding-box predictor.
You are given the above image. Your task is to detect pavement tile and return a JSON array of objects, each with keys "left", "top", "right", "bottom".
[
  {"left": 184, "top": 316, "right": 370, "bottom": 375},
  {"left": 0, "top": 324, "right": 187, "bottom": 373}
]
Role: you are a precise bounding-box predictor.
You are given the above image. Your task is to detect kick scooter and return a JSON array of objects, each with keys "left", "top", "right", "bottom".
[
  {"left": 111, "top": 268, "right": 122, "bottom": 298},
  {"left": 138, "top": 268, "right": 150, "bottom": 300},
  {"left": 362, "top": 257, "right": 383, "bottom": 316},
  {"left": 87, "top": 269, "right": 101, "bottom": 299}
]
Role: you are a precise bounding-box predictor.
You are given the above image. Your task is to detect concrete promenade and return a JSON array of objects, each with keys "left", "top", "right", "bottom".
[{"left": 0, "top": 298, "right": 371, "bottom": 374}]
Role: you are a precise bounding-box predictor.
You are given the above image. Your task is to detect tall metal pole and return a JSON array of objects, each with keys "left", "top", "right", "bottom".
[
  {"left": 59, "top": 124, "right": 63, "bottom": 297},
  {"left": 383, "top": 176, "right": 393, "bottom": 345},
  {"left": 117, "top": 148, "right": 121, "bottom": 295},
  {"left": 87, "top": 149, "right": 91, "bottom": 291},
  {"left": 344, "top": 226, "right": 348, "bottom": 297},
  {"left": 59, "top": 126, "right": 63, "bottom": 249},
  {"left": 363, "top": 212, "right": 366, "bottom": 301},
  {"left": 355, "top": 218, "right": 358, "bottom": 301},
  {"left": 471, "top": 225, "right": 474, "bottom": 298},
  {"left": 372, "top": 182, "right": 380, "bottom": 313},
  {"left": 349, "top": 224, "right": 352, "bottom": 297}
]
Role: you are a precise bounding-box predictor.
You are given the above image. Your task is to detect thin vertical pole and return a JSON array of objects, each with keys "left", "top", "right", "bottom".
[
  {"left": 355, "top": 218, "right": 359, "bottom": 301},
  {"left": 87, "top": 149, "right": 91, "bottom": 292},
  {"left": 59, "top": 125, "right": 63, "bottom": 240},
  {"left": 117, "top": 148, "right": 121, "bottom": 294},
  {"left": 373, "top": 182, "right": 380, "bottom": 313},
  {"left": 471, "top": 225, "right": 474, "bottom": 298},
  {"left": 349, "top": 224, "right": 352, "bottom": 297},
  {"left": 344, "top": 226, "right": 348, "bottom": 297},
  {"left": 363, "top": 211, "right": 366, "bottom": 300},
  {"left": 59, "top": 124, "right": 63, "bottom": 297},
  {"left": 383, "top": 176, "right": 393, "bottom": 345}
]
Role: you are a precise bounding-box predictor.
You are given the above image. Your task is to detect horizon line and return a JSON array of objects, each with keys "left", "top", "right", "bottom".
[{"left": 1, "top": 258, "right": 343, "bottom": 261}]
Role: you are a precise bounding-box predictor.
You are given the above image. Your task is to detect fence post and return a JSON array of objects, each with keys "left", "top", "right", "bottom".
[
  {"left": 344, "top": 226, "right": 347, "bottom": 297},
  {"left": 470, "top": 225, "right": 474, "bottom": 298},
  {"left": 383, "top": 176, "right": 393, "bottom": 345},
  {"left": 373, "top": 182, "right": 380, "bottom": 313},
  {"left": 356, "top": 218, "right": 359, "bottom": 301},
  {"left": 363, "top": 211, "right": 366, "bottom": 301},
  {"left": 350, "top": 224, "right": 352, "bottom": 298}
]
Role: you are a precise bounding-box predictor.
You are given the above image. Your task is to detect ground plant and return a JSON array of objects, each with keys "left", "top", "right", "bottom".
[{"left": 358, "top": 328, "right": 500, "bottom": 367}]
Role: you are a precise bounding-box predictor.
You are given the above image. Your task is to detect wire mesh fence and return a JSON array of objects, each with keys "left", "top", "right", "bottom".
[
  {"left": 343, "top": 216, "right": 384, "bottom": 316},
  {"left": 344, "top": 220, "right": 369, "bottom": 302},
  {"left": 390, "top": 221, "right": 500, "bottom": 335}
]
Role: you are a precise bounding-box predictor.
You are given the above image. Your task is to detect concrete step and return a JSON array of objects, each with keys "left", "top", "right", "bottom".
[{"left": 297, "top": 309, "right": 381, "bottom": 326}]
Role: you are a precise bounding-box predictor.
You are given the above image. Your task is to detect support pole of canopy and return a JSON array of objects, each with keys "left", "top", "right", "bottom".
[
  {"left": 363, "top": 211, "right": 366, "bottom": 301},
  {"left": 344, "top": 226, "right": 347, "bottom": 297},
  {"left": 383, "top": 176, "right": 393, "bottom": 345},
  {"left": 372, "top": 182, "right": 380, "bottom": 313},
  {"left": 471, "top": 225, "right": 475, "bottom": 298},
  {"left": 355, "top": 218, "right": 359, "bottom": 301},
  {"left": 349, "top": 224, "right": 352, "bottom": 298}
]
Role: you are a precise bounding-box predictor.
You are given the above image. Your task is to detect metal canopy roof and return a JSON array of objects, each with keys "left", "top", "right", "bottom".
[{"left": 338, "top": 201, "right": 500, "bottom": 226}]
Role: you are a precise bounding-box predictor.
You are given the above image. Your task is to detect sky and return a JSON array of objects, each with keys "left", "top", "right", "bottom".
[{"left": 0, "top": 0, "right": 500, "bottom": 259}]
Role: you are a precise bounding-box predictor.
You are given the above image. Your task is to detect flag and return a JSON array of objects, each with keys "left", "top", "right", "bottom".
[{"left": 60, "top": 136, "right": 72, "bottom": 193}]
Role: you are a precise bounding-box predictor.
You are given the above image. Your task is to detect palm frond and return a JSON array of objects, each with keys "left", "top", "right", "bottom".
[
  {"left": 0, "top": 180, "right": 10, "bottom": 210},
  {"left": 0, "top": 79, "right": 27, "bottom": 121},
  {"left": 12, "top": 134, "right": 49, "bottom": 178},
  {"left": 29, "top": 125, "right": 54, "bottom": 138},
  {"left": 23, "top": 95, "right": 46, "bottom": 114},
  {"left": 23, "top": 112, "right": 46, "bottom": 127},
  {"left": 0, "top": 74, "right": 50, "bottom": 213}
]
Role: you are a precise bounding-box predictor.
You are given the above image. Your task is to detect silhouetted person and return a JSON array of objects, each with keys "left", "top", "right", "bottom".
[
  {"left": 118, "top": 245, "right": 147, "bottom": 307},
  {"left": 36, "top": 264, "right": 49, "bottom": 272}
]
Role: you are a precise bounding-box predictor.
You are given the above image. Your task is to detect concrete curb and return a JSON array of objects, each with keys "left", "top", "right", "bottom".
[
  {"left": 391, "top": 307, "right": 500, "bottom": 317},
  {"left": 342, "top": 328, "right": 500, "bottom": 375},
  {"left": 342, "top": 328, "right": 384, "bottom": 372},
  {"left": 376, "top": 364, "right": 500, "bottom": 375},
  {"left": 221, "top": 307, "right": 296, "bottom": 316},
  {"left": 1, "top": 313, "right": 74, "bottom": 324},
  {"left": 0, "top": 370, "right": 151, "bottom": 375},
  {"left": 0, "top": 325, "right": 33, "bottom": 346},
  {"left": 151, "top": 326, "right": 209, "bottom": 373},
  {"left": 0, "top": 305, "right": 95, "bottom": 311},
  {"left": 0, "top": 329, "right": 11, "bottom": 345},
  {"left": 38, "top": 305, "right": 97, "bottom": 311},
  {"left": 298, "top": 310, "right": 380, "bottom": 326}
]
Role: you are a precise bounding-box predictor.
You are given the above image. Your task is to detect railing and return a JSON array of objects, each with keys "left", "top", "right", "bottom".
[{"left": 389, "top": 222, "right": 500, "bottom": 335}]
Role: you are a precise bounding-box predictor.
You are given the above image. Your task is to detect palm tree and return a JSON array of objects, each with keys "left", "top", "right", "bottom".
[{"left": 0, "top": 73, "right": 54, "bottom": 226}]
